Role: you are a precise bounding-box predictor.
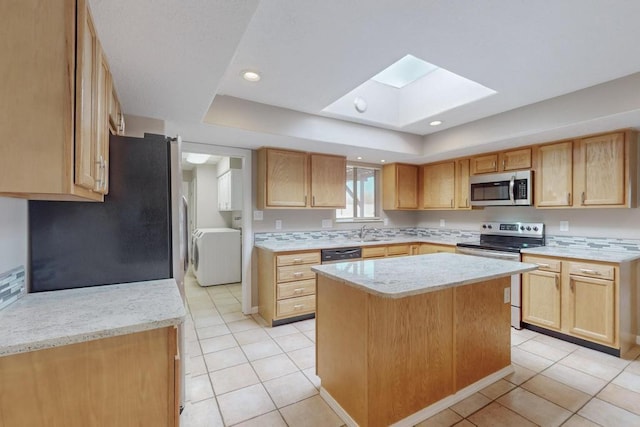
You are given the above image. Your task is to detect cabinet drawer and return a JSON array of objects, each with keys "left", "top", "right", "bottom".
[
  {"left": 362, "top": 246, "right": 387, "bottom": 258},
  {"left": 522, "top": 256, "right": 561, "bottom": 272},
  {"left": 276, "top": 252, "right": 320, "bottom": 266},
  {"left": 569, "top": 262, "right": 614, "bottom": 280},
  {"left": 277, "top": 279, "right": 316, "bottom": 300},
  {"left": 277, "top": 265, "right": 316, "bottom": 283},
  {"left": 387, "top": 244, "right": 410, "bottom": 256},
  {"left": 276, "top": 295, "right": 316, "bottom": 317}
]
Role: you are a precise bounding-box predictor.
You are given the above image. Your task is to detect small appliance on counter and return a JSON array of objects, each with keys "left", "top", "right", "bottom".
[{"left": 456, "top": 221, "right": 545, "bottom": 329}]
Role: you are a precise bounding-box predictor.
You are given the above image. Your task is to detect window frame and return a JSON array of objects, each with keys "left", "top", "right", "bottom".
[{"left": 335, "top": 164, "right": 383, "bottom": 223}]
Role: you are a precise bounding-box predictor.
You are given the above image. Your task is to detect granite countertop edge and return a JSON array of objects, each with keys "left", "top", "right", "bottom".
[
  {"left": 0, "top": 279, "right": 186, "bottom": 357},
  {"left": 520, "top": 246, "right": 640, "bottom": 263},
  {"left": 312, "top": 253, "right": 538, "bottom": 299}
]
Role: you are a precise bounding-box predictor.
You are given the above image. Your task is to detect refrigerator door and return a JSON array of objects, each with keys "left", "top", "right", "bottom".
[{"left": 29, "top": 134, "right": 172, "bottom": 292}]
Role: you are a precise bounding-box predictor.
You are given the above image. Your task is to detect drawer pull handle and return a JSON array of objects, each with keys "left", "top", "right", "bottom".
[
  {"left": 537, "top": 263, "right": 550, "bottom": 268},
  {"left": 293, "top": 272, "right": 303, "bottom": 277},
  {"left": 293, "top": 304, "right": 304, "bottom": 310},
  {"left": 293, "top": 288, "right": 304, "bottom": 294},
  {"left": 580, "top": 268, "right": 600, "bottom": 275},
  {"left": 555, "top": 275, "right": 559, "bottom": 288},
  {"left": 292, "top": 258, "right": 303, "bottom": 263}
]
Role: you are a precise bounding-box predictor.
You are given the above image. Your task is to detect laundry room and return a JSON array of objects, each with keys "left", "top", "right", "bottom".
[{"left": 181, "top": 152, "right": 243, "bottom": 287}]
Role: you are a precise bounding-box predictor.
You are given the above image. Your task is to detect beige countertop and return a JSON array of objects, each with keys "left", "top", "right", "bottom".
[
  {"left": 0, "top": 279, "right": 185, "bottom": 357},
  {"left": 521, "top": 246, "right": 640, "bottom": 263},
  {"left": 312, "top": 252, "right": 537, "bottom": 298}
]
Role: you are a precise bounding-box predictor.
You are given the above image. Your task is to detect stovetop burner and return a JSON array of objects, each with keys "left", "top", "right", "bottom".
[{"left": 457, "top": 221, "right": 545, "bottom": 253}]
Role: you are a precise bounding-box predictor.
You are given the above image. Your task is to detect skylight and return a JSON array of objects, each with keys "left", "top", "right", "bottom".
[
  {"left": 371, "top": 55, "right": 437, "bottom": 89},
  {"left": 322, "top": 54, "right": 496, "bottom": 131}
]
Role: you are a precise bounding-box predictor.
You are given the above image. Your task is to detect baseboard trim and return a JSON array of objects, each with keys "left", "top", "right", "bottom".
[
  {"left": 320, "top": 365, "right": 514, "bottom": 427},
  {"left": 249, "top": 306, "right": 259, "bottom": 314}
]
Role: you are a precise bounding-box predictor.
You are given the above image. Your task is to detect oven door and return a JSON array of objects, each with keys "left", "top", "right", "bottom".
[{"left": 456, "top": 246, "right": 523, "bottom": 329}]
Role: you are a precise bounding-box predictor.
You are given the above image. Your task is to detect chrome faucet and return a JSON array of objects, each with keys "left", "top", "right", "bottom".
[{"left": 359, "top": 224, "right": 373, "bottom": 239}]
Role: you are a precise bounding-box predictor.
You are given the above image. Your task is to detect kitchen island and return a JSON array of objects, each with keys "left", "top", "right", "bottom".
[
  {"left": 312, "top": 253, "right": 537, "bottom": 427},
  {"left": 0, "top": 279, "right": 185, "bottom": 427}
]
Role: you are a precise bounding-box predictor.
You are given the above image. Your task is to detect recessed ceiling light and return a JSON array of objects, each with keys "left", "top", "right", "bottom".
[
  {"left": 356, "top": 156, "right": 363, "bottom": 160},
  {"left": 430, "top": 120, "right": 443, "bottom": 126},
  {"left": 241, "top": 70, "right": 261, "bottom": 82},
  {"left": 186, "top": 153, "right": 210, "bottom": 164},
  {"left": 380, "top": 160, "right": 386, "bottom": 163}
]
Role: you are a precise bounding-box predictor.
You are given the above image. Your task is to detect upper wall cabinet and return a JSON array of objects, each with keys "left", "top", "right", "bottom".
[
  {"left": 471, "top": 148, "right": 532, "bottom": 174},
  {"left": 535, "top": 130, "right": 637, "bottom": 209},
  {"left": 421, "top": 162, "right": 455, "bottom": 209},
  {"left": 257, "top": 148, "right": 346, "bottom": 209},
  {"left": 382, "top": 164, "right": 419, "bottom": 210},
  {"left": 0, "top": 0, "right": 118, "bottom": 201}
]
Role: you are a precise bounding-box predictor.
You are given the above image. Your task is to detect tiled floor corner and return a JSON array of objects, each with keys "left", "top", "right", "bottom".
[{"left": 180, "top": 271, "right": 640, "bottom": 426}]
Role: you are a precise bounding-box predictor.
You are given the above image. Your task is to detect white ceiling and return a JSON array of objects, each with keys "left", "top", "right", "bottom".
[{"left": 89, "top": 0, "right": 640, "bottom": 162}]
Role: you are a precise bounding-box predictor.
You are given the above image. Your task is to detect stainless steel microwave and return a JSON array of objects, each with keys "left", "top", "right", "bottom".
[{"left": 470, "top": 170, "right": 533, "bottom": 206}]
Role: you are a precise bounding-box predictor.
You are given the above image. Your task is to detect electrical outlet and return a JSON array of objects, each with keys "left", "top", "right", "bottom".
[
  {"left": 560, "top": 221, "right": 569, "bottom": 232},
  {"left": 504, "top": 288, "right": 511, "bottom": 304},
  {"left": 253, "top": 210, "right": 263, "bottom": 221},
  {"left": 383, "top": 218, "right": 389, "bottom": 226},
  {"left": 439, "top": 219, "right": 446, "bottom": 227},
  {"left": 275, "top": 220, "right": 282, "bottom": 230},
  {"left": 322, "top": 219, "right": 332, "bottom": 228}
]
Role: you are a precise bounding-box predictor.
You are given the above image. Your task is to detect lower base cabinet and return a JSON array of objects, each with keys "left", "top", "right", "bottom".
[
  {"left": 0, "top": 327, "right": 180, "bottom": 427},
  {"left": 522, "top": 255, "right": 637, "bottom": 356}
]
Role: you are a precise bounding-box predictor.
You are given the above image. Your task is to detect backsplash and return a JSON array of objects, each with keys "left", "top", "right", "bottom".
[
  {"left": 254, "top": 227, "right": 640, "bottom": 253},
  {"left": 0, "top": 266, "right": 25, "bottom": 312}
]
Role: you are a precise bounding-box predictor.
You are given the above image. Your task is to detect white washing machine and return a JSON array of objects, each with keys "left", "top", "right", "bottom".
[{"left": 192, "top": 228, "right": 241, "bottom": 286}]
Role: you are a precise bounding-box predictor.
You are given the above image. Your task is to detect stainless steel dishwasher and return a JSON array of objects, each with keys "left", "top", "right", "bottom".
[{"left": 321, "top": 247, "right": 362, "bottom": 264}]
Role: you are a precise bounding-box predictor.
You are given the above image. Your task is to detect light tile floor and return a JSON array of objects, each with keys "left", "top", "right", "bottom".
[{"left": 180, "top": 272, "right": 640, "bottom": 426}]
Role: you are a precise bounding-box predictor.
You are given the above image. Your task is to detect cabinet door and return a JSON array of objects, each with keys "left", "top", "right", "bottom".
[
  {"left": 419, "top": 244, "right": 455, "bottom": 254},
  {"left": 575, "top": 132, "right": 625, "bottom": 206},
  {"left": 395, "top": 164, "right": 418, "bottom": 209},
  {"left": 217, "top": 171, "right": 229, "bottom": 210},
  {"left": 471, "top": 154, "right": 498, "bottom": 174},
  {"left": 567, "top": 275, "right": 615, "bottom": 345},
  {"left": 522, "top": 270, "right": 561, "bottom": 330},
  {"left": 75, "top": 2, "right": 99, "bottom": 191},
  {"left": 265, "top": 149, "right": 308, "bottom": 207},
  {"left": 535, "top": 142, "right": 573, "bottom": 207},
  {"left": 422, "top": 162, "right": 455, "bottom": 209},
  {"left": 94, "top": 46, "right": 111, "bottom": 195},
  {"left": 310, "top": 154, "right": 346, "bottom": 207},
  {"left": 501, "top": 148, "right": 531, "bottom": 171},
  {"left": 455, "top": 158, "right": 470, "bottom": 209}
]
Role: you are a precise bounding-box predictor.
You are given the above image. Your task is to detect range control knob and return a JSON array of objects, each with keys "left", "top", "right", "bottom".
[
  {"left": 482, "top": 224, "right": 487, "bottom": 229},
  {"left": 488, "top": 225, "right": 493, "bottom": 229},
  {"left": 526, "top": 226, "right": 532, "bottom": 231},
  {"left": 533, "top": 226, "right": 539, "bottom": 231},
  {"left": 520, "top": 226, "right": 525, "bottom": 231}
]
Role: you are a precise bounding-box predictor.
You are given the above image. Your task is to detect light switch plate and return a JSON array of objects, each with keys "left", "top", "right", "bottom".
[
  {"left": 504, "top": 288, "right": 511, "bottom": 304},
  {"left": 275, "top": 220, "right": 282, "bottom": 230},
  {"left": 253, "top": 210, "right": 263, "bottom": 221},
  {"left": 439, "top": 219, "right": 446, "bottom": 227},
  {"left": 322, "top": 219, "right": 332, "bottom": 228},
  {"left": 560, "top": 221, "right": 569, "bottom": 231}
]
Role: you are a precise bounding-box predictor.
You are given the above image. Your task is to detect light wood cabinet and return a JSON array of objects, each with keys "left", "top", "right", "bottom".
[
  {"left": 535, "top": 141, "right": 573, "bottom": 207},
  {"left": 0, "top": 327, "right": 179, "bottom": 426},
  {"left": 575, "top": 132, "right": 627, "bottom": 207},
  {"left": 471, "top": 148, "right": 532, "bottom": 174},
  {"left": 257, "top": 148, "right": 346, "bottom": 209},
  {"left": 109, "top": 86, "right": 125, "bottom": 136},
  {"left": 382, "top": 163, "right": 419, "bottom": 210},
  {"left": 0, "top": 0, "right": 114, "bottom": 201},
  {"left": 522, "top": 255, "right": 638, "bottom": 356},
  {"left": 258, "top": 248, "right": 320, "bottom": 326},
  {"left": 535, "top": 130, "right": 637, "bottom": 209},
  {"left": 422, "top": 162, "right": 455, "bottom": 209},
  {"left": 310, "top": 153, "right": 346, "bottom": 207},
  {"left": 362, "top": 243, "right": 412, "bottom": 259},
  {"left": 419, "top": 243, "right": 456, "bottom": 254},
  {"left": 456, "top": 158, "right": 471, "bottom": 209}
]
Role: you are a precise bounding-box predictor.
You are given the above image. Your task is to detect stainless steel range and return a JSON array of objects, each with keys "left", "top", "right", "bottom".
[{"left": 456, "top": 222, "right": 545, "bottom": 329}]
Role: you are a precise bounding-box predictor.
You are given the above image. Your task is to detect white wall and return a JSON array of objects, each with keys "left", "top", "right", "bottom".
[
  {"left": 0, "top": 197, "right": 28, "bottom": 283},
  {"left": 416, "top": 206, "right": 640, "bottom": 239},
  {"left": 194, "top": 165, "right": 230, "bottom": 229},
  {"left": 123, "top": 114, "right": 166, "bottom": 138}
]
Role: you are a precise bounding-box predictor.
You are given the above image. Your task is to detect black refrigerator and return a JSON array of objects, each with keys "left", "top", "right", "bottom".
[{"left": 29, "top": 133, "right": 185, "bottom": 293}]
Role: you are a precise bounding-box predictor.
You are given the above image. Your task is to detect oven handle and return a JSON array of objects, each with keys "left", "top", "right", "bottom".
[
  {"left": 509, "top": 175, "right": 515, "bottom": 204},
  {"left": 456, "top": 247, "right": 521, "bottom": 261}
]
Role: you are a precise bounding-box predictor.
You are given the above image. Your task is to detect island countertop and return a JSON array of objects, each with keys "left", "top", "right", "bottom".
[
  {"left": 0, "top": 279, "right": 185, "bottom": 357},
  {"left": 312, "top": 252, "right": 537, "bottom": 298}
]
